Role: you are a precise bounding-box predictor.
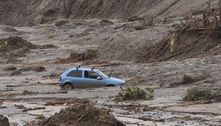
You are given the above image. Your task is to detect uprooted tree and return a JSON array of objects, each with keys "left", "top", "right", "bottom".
[{"left": 137, "top": 1, "right": 221, "bottom": 63}]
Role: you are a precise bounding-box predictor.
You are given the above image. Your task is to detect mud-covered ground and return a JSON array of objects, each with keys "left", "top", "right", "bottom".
[{"left": 0, "top": 17, "right": 221, "bottom": 126}]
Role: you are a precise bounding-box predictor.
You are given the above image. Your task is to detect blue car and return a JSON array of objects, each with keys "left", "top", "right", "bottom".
[{"left": 59, "top": 66, "right": 126, "bottom": 89}]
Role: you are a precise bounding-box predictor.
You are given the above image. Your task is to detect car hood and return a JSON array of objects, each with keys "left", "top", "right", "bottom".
[{"left": 109, "top": 77, "right": 125, "bottom": 84}]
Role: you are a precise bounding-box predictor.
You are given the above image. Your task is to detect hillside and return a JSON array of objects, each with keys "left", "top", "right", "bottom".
[{"left": 0, "top": 0, "right": 209, "bottom": 26}]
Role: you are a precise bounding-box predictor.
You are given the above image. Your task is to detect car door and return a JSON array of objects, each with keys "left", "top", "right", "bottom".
[
  {"left": 83, "top": 70, "right": 106, "bottom": 87},
  {"left": 66, "top": 70, "right": 83, "bottom": 88}
]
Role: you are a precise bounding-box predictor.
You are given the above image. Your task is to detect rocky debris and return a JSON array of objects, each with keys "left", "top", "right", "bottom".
[
  {"left": 0, "top": 115, "right": 9, "bottom": 126},
  {"left": 100, "top": 19, "right": 114, "bottom": 26},
  {"left": 69, "top": 48, "right": 97, "bottom": 62},
  {"left": 2, "top": 66, "right": 17, "bottom": 71},
  {"left": 38, "top": 103, "right": 125, "bottom": 126}
]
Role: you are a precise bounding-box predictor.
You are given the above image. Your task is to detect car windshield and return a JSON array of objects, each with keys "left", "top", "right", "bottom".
[{"left": 96, "top": 70, "right": 109, "bottom": 79}]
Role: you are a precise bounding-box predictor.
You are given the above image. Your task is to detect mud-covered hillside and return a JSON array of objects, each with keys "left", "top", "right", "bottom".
[
  {"left": 0, "top": 0, "right": 209, "bottom": 26},
  {"left": 1, "top": 0, "right": 221, "bottom": 125}
]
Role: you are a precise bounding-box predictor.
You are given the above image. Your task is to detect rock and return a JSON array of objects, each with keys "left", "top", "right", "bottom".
[
  {"left": 100, "top": 19, "right": 114, "bottom": 26},
  {"left": 0, "top": 115, "right": 10, "bottom": 126},
  {"left": 38, "top": 103, "right": 125, "bottom": 126}
]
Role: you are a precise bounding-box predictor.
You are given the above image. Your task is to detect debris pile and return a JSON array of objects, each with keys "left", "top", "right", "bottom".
[
  {"left": 0, "top": 36, "right": 36, "bottom": 53},
  {"left": 137, "top": 3, "right": 221, "bottom": 62},
  {"left": 38, "top": 103, "right": 125, "bottom": 126},
  {"left": 0, "top": 36, "right": 56, "bottom": 62},
  {"left": 0, "top": 115, "right": 10, "bottom": 126}
]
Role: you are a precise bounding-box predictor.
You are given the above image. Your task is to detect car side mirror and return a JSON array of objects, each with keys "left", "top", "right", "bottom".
[{"left": 97, "top": 77, "right": 102, "bottom": 80}]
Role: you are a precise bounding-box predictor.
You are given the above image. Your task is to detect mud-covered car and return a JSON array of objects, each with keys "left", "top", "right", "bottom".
[{"left": 59, "top": 66, "right": 125, "bottom": 89}]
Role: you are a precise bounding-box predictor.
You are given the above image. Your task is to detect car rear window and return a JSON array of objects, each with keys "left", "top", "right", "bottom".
[{"left": 67, "top": 70, "right": 82, "bottom": 77}]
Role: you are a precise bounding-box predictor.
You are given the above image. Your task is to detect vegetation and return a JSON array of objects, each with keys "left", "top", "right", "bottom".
[
  {"left": 184, "top": 87, "right": 221, "bottom": 101},
  {"left": 116, "top": 87, "right": 154, "bottom": 101}
]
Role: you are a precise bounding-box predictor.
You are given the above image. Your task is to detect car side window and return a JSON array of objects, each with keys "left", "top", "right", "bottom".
[
  {"left": 84, "top": 71, "right": 100, "bottom": 79},
  {"left": 67, "top": 70, "right": 82, "bottom": 77}
]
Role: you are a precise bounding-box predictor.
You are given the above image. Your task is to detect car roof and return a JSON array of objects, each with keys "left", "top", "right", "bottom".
[{"left": 68, "top": 67, "right": 99, "bottom": 71}]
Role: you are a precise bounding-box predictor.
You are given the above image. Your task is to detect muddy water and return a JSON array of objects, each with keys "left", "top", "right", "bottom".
[
  {"left": 0, "top": 21, "right": 221, "bottom": 126},
  {"left": 0, "top": 101, "right": 65, "bottom": 125}
]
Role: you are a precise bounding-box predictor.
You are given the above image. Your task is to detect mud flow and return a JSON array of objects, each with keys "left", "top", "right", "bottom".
[{"left": 0, "top": 0, "right": 221, "bottom": 126}]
